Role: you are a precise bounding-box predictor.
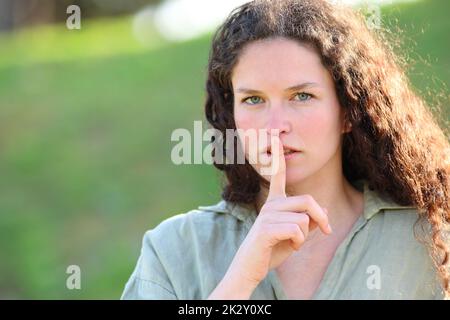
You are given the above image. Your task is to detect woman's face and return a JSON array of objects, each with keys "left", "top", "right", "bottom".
[{"left": 231, "top": 37, "right": 348, "bottom": 188}]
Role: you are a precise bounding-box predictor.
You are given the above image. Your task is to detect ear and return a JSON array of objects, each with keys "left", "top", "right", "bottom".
[{"left": 341, "top": 116, "right": 352, "bottom": 134}]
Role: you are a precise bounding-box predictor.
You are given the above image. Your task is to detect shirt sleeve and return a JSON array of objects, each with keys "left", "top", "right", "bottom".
[{"left": 121, "top": 229, "right": 178, "bottom": 300}]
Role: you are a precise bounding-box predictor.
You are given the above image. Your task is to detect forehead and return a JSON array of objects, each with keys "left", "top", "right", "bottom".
[{"left": 231, "top": 37, "right": 327, "bottom": 88}]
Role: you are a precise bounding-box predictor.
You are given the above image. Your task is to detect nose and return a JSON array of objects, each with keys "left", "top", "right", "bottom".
[{"left": 266, "top": 103, "right": 291, "bottom": 137}]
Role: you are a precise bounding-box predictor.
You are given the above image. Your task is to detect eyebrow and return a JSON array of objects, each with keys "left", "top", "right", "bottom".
[{"left": 236, "top": 82, "right": 321, "bottom": 95}]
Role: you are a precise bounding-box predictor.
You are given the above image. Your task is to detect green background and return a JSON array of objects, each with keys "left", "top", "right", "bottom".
[{"left": 0, "top": 0, "right": 448, "bottom": 298}]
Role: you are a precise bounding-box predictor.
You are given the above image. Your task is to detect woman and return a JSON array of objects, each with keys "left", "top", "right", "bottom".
[{"left": 121, "top": 0, "right": 449, "bottom": 299}]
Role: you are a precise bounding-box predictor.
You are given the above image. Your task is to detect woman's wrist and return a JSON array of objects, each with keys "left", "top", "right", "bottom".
[{"left": 207, "top": 268, "right": 259, "bottom": 300}]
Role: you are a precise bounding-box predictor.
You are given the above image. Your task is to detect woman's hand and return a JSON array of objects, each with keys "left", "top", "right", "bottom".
[{"left": 226, "top": 135, "right": 333, "bottom": 289}]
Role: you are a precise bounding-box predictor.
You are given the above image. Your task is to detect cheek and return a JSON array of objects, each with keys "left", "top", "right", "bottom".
[
  {"left": 234, "top": 111, "right": 269, "bottom": 161},
  {"left": 234, "top": 114, "right": 256, "bottom": 156},
  {"left": 296, "top": 107, "right": 341, "bottom": 144},
  {"left": 234, "top": 108, "right": 263, "bottom": 131},
  {"left": 234, "top": 113, "right": 253, "bottom": 130}
]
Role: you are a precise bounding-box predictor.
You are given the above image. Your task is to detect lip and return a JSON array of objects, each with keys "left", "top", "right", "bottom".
[
  {"left": 283, "top": 151, "right": 301, "bottom": 160},
  {"left": 265, "top": 145, "right": 301, "bottom": 154},
  {"left": 264, "top": 145, "right": 302, "bottom": 160}
]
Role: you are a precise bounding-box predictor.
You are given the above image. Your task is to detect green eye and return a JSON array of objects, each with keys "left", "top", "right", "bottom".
[
  {"left": 295, "top": 92, "right": 312, "bottom": 101},
  {"left": 243, "top": 96, "right": 263, "bottom": 105}
]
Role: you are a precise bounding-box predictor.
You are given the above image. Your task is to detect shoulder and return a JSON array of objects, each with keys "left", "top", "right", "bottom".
[
  {"left": 336, "top": 204, "right": 442, "bottom": 298},
  {"left": 360, "top": 181, "right": 423, "bottom": 239},
  {"left": 141, "top": 199, "right": 251, "bottom": 268},
  {"left": 147, "top": 200, "right": 245, "bottom": 245},
  {"left": 367, "top": 204, "right": 425, "bottom": 250},
  {"left": 378, "top": 207, "right": 421, "bottom": 228},
  {"left": 122, "top": 200, "right": 247, "bottom": 299},
  {"left": 362, "top": 206, "right": 445, "bottom": 298}
]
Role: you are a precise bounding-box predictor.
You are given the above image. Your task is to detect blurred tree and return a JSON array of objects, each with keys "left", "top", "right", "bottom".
[{"left": 0, "top": 0, "right": 164, "bottom": 31}]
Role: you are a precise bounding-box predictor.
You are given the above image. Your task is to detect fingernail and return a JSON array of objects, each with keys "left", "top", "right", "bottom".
[{"left": 327, "top": 223, "right": 333, "bottom": 234}]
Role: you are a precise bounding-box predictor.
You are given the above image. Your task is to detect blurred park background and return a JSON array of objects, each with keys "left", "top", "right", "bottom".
[{"left": 0, "top": 0, "right": 448, "bottom": 299}]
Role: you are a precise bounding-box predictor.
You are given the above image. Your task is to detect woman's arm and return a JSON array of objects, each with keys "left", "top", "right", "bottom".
[{"left": 207, "top": 265, "right": 259, "bottom": 299}]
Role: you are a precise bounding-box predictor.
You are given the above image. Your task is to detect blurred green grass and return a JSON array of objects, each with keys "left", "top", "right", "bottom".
[{"left": 0, "top": 0, "right": 448, "bottom": 299}]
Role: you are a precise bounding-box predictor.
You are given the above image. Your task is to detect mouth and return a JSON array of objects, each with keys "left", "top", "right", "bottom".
[{"left": 265, "top": 146, "right": 301, "bottom": 156}]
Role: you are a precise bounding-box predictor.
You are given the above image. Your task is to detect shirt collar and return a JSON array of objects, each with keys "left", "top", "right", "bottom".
[
  {"left": 198, "top": 179, "right": 416, "bottom": 225},
  {"left": 197, "top": 199, "right": 256, "bottom": 227},
  {"left": 359, "top": 179, "right": 416, "bottom": 219}
]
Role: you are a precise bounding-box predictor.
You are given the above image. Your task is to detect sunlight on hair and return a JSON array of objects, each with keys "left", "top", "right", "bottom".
[{"left": 144, "top": 0, "right": 422, "bottom": 42}]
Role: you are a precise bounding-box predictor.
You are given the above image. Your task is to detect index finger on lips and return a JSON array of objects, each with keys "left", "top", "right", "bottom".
[{"left": 267, "top": 134, "right": 286, "bottom": 201}]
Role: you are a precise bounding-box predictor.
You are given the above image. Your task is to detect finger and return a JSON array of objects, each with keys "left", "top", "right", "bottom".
[
  {"left": 263, "top": 211, "right": 319, "bottom": 233},
  {"left": 308, "top": 219, "right": 318, "bottom": 232},
  {"left": 267, "top": 223, "right": 305, "bottom": 251},
  {"left": 267, "top": 196, "right": 332, "bottom": 234},
  {"left": 276, "top": 212, "right": 319, "bottom": 233},
  {"left": 269, "top": 212, "right": 310, "bottom": 239},
  {"left": 267, "top": 135, "right": 286, "bottom": 200}
]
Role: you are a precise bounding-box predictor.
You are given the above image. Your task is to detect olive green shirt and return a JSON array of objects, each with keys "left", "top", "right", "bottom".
[{"left": 121, "top": 180, "right": 446, "bottom": 299}]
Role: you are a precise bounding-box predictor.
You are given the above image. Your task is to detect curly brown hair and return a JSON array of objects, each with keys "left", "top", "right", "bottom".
[{"left": 204, "top": 0, "right": 450, "bottom": 298}]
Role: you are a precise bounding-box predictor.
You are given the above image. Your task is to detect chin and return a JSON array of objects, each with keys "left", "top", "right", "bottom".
[{"left": 285, "top": 171, "right": 308, "bottom": 186}]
